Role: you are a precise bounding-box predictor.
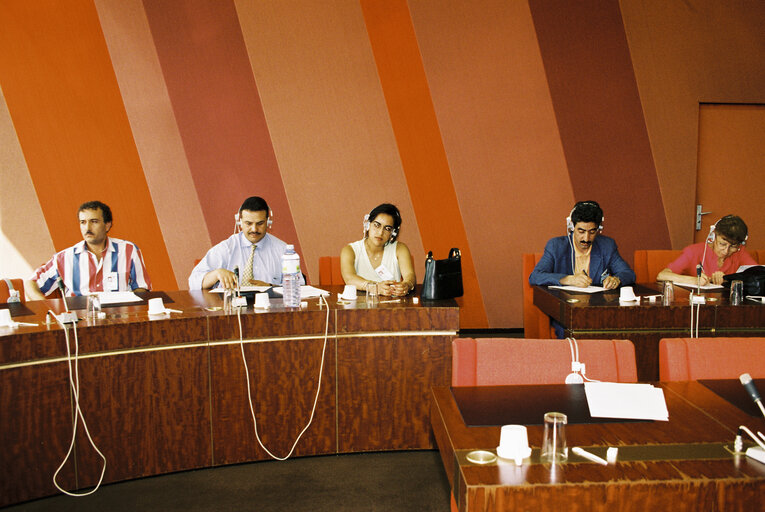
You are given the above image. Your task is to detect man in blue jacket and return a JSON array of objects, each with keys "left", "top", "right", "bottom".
[
  {"left": 530, "top": 200, "right": 635, "bottom": 289},
  {"left": 529, "top": 201, "right": 635, "bottom": 338}
]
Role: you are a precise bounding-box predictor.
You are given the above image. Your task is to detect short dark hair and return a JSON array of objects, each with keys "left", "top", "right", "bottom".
[
  {"left": 239, "top": 196, "right": 270, "bottom": 216},
  {"left": 368, "top": 203, "right": 402, "bottom": 231},
  {"left": 78, "top": 201, "right": 112, "bottom": 224},
  {"left": 714, "top": 215, "right": 748, "bottom": 244},
  {"left": 570, "top": 200, "right": 603, "bottom": 227}
]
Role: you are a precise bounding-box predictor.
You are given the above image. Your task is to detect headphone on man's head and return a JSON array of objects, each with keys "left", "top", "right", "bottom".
[
  {"left": 706, "top": 216, "right": 748, "bottom": 246},
  {"left": 234, "top": 208, "right": 274, "bottom": 233},
  {"left": 566, "top": 201, "right": 604, "bottom": 233}
]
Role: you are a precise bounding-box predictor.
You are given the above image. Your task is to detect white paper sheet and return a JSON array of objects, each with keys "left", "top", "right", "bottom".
[
  {"left": 673, "top": 282, "right": 723, "bottom": 290},
  {"left": 96, "top": 291, "right": 143, "bottom": 304},
  {"left": 548, "top": 285, "right": 606, "bottom": 294},
  {"left": 584, "top": 382, "right": 669, "bottom": 421},
  {"left": 209, "top": 285, "right": 270, "bottom": 294},
  {"left": 271, "top": 285, "right": 330, "bottom": 298}
]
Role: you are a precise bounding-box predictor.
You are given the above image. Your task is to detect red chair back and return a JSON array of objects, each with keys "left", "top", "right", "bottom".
[
  {"left": 633, "top": 250, "right": 682, "bottom": 283},
  {"left": 318, "top": 256, "right": 344, "bottom": 286},
  {"left": 659, "top": 337, "right": 765, "bottom": 381},
  {"left": 522, "top": 253, "right": 552, "bottom": 339},
  {"left": 452, "top": 338, "right": 637, "bottom": 386}
]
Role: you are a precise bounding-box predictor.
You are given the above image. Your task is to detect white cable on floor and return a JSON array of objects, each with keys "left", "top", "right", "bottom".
[
  {"left": 50, "top": 310, "right": 107, "bottom": 497},
  {"left": 237, "top": 294, "right": 330, "bottom": 460}
]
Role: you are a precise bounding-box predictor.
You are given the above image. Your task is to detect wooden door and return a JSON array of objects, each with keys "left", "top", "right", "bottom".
[{"left": 695, "top": 104, "right": 765, "bottom": 248}]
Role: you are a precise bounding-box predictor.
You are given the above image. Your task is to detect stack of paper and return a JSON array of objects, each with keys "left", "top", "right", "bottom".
[
  {"left": 97, "top": 291, "right": 143, "bottom": 305},
  {"left": 584, "top": 382, "right": 669, "bottom": 421}
]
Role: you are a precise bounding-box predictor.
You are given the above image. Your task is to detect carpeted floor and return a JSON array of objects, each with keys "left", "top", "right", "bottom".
[{"left": 5, "top": 451, "right": 451, "bottom": 512}]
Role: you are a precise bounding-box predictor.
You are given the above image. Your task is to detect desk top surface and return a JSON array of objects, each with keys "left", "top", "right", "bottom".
[
  {"left": 0, "top": 287, "right": 458, "bottom": 365},
  {"left": 534, "top": 282, "right": 765, "bottom": 308},
  {"left": 433, "top": 381, "right": 765, "bottom": 487}
]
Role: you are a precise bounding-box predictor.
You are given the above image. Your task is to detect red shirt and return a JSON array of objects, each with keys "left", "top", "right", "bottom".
[{"left": 667, "top": 242, "right": 757, "bottom": 276}]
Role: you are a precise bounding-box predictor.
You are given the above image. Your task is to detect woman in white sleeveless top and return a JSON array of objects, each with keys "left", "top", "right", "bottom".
[{"left": 340, "top": 203, "right": 416, "bottom": 297}]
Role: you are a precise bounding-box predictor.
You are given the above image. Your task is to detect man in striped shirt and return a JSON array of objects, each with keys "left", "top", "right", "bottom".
[{"left": 26, "top": 201, "right": 151, "bottom": 299}]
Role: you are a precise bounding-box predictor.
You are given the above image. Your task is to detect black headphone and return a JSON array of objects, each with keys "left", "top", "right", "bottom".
[
  {"left": 706, "top": 216, "right": 748, "bottom": 246},
  {"left": 363, "top": 213, "right": 399, "bottom": 243},
  {"left": 234, "top": 208, "right": 274, "bottom": 233},
  {"left": 566, "top": 201, "right": 604, "bottom": 233}
]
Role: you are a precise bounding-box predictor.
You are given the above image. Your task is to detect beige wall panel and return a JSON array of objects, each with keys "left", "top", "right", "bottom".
[
  {"left": 0, "top": 86, "right": 55, "bottom": 284},
  {"left": 234, "top": 0, "right": 426, "bottom": 284},
  {"left": 94, "top": 0, "right": 212, "bottom": 289},
  {"left": 409, "top": 0, "right": 573, "bottom": 326},
  {"left": 620, "top": 0, "right": 765, "bottom": 248}
]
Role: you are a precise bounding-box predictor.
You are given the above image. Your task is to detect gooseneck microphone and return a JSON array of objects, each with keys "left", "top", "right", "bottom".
[
  {"left": 233, "top": 266, "right": 240, "bottom": 295},
  {"left": 740, "top": 373, "right": 765, "bottom": 419},
  {"left": 56, "top": 278, "right": 78, "bottom": 324}
]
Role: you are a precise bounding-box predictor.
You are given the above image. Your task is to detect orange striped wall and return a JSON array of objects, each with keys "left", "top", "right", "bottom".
[
  {"left": 0, "top": 0, "right": 175, "bottom": 291},
  {"left": 360, "top": 0, "right": 488, "bottom": 328},
  {"left": 1, "top": 0, "right": 764, "bottom": 329}
]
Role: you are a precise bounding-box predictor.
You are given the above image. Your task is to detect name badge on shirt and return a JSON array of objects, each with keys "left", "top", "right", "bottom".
[
  {"left": 375, "top": 265, "right": 395, "bottom": 281},
  {"left": 105, "top": 272, "right": 119, "bottom": 291}
]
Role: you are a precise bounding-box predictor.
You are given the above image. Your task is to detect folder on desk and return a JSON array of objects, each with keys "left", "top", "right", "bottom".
[{"left": 584, "top": 382, "right": 669, "bottom": 421}]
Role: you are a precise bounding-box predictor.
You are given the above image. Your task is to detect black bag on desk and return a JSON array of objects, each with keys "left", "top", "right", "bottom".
[
  {"left": 421, "top": 248, "right": 464, "bottom": 300},
  {"left": 722, "top": 265, "right": 765, "bottom": 295}
]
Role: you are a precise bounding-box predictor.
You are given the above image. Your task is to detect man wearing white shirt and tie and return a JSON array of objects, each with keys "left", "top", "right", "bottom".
[{"left": 188, "top": 197, "right": 305, "bottom": 290}]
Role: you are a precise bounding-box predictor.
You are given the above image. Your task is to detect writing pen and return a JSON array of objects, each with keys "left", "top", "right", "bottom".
[{"left": 572, "top": 446, "right": 608, "bottom": 465}]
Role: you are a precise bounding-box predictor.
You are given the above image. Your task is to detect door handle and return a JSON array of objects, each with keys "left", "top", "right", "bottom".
[{"left": 695, "top": 204, "right": 711, "bottom": 231}]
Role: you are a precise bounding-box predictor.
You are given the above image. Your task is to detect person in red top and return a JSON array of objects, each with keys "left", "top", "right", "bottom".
[{"left": 657, "top": 215, "right": 757, "bottom": 286}]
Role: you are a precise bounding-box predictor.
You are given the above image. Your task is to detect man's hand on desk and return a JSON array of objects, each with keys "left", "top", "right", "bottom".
[
  {"left": 602, "top": 275, "right": 621, "bottom": 290},
  {"left": 560, "top": 272, "right": 592, "bottom": 288},
  {"left": 213, "top": 269, "right": 238, "bottom": 290}
]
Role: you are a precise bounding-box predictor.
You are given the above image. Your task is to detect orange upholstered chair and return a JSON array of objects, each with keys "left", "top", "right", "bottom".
[
  {"left": 659, "top": 337, "right": 765, "bottom": 381},
  {"left": 755, "top": 250, "right": 765, "bottom": 264},
  {"left": 633, "top": 250, "right": 682, "bottom": 283},
  {"left": 318, "top": 256, "right": 344, "bottom": 286},
  {"left": 0, "top": 278, "right": 25, "bottom": 303},
  {"left": 452, "top": 338, "right": 638, "bottom": 386},
  {"left": 522, "top": 253, "right": 553, "bottom": 339}
]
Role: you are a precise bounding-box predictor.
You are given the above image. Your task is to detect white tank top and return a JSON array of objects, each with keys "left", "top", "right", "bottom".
[{"left": 350, "top": 240, "right": 401, "bottom": 282}]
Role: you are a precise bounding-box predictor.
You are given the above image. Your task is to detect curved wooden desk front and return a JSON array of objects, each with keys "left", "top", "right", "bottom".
[{"left": 0, "top": 289, "right": 458, "bottom": 506}]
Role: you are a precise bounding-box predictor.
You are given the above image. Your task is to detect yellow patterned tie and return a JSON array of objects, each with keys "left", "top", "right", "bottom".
[{"left": 241, "top": 244, "right": 255, "bottom": 284}]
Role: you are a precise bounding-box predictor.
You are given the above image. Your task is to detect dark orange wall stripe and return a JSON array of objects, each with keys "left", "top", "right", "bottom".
[
  {"left": 141, "top": 0, "right": 301, "bottom": 258},
  {"left": 361, "top": 0, "right": 488, "bottom": 328},
  {"left": 0, "top": 0, "right": 176, "bottom": 290},
  {"left": 528, "top": 0, "right": 670, "bottom": 261}
]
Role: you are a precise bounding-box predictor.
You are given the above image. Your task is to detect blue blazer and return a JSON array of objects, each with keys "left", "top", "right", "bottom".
[{"left": 529, "top": 235, "right": 636, "bottom": 287}]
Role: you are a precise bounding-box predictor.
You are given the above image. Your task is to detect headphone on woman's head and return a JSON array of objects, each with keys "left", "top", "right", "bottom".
[
  {"left": 363, "top": 212, "right": 400, "bottom": 243},
  {"left": 707, "top": 216, "right": 748, "bottom": 246}
]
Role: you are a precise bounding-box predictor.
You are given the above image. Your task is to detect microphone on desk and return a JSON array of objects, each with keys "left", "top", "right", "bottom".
[
  {"left": 233, "top": 266, "right": 240, "bottom": 295},
  {"left": 55, "top": 278, "right": 78, "bottom": 324},
  {"left": 56, "top": 278, "right": 68, "bottom": 310},
  {"left": 740, "top": 373, "right": 765, "bottom": 419}
]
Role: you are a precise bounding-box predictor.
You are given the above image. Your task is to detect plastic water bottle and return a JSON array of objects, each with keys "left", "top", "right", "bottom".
[{"left": 281, "top": 245, "right": 301, "bottom": 307}]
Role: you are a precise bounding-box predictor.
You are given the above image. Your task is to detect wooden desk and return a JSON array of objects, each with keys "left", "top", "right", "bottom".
[
  {"left": 431, "top": 383, "right": 765, "bottom": 511},
  {"left": 0, "top": 288, "right": 458, "bottom": 507},
  {"left": 533, "top": 284, "right": 765, "bottom": 381}
]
